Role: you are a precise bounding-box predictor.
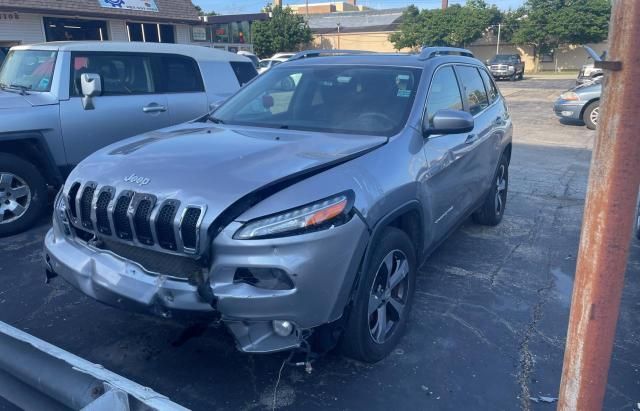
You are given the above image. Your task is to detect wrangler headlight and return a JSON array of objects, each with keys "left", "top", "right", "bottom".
[{"left": 234, "top": 192, "right": 353, "bottom": 240}]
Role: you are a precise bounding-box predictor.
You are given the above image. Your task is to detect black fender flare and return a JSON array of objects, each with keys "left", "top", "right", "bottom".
[{"left": 0, "top": 131, "right": 63, "bottom": 186}]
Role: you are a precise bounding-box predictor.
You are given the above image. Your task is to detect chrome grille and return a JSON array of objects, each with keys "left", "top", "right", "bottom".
[
  {"left": 156, "top": 201, "right": 179, "bottom": 251},
  {"left": 79, "top": 184, "right": 96, "bottom": 230},
  {"left": 65, "top": 182, "right": 205, "bottom": 257},
  {"left": 113, "top": 192, "right": 134, "bottom": 240},
  {"left": 95, "top": 188, "right": 113, "bottom": 235}
]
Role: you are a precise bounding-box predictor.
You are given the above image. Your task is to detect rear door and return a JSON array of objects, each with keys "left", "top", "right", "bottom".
[
  {"left": 454, "top": 64, "right": 501, "bottom": 208},
  {"left": 154, "top": 54, "right": 207, "bottom": 124},
  {"left": 60, "top": 52, "right": 171, "bottom": 165}
]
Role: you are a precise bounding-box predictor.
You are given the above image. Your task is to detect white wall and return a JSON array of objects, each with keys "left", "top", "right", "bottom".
[
  {"left": 0, "top": 13, "right": 45, "bottom": 45},
  {"left": 108, "top": 20, "right": 128, "bottom": 41}
]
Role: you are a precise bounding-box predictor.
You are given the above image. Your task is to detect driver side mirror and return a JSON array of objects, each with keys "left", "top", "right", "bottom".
[
  {"left": 80, "top": 73, "right": 102, "bottom": 110},
  {"left": 423, "top": 109, "right": 474, "bottom": 137}
]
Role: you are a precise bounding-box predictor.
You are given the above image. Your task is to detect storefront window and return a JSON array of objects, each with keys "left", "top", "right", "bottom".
[
  {"left": 43, "top": 17, "right": 108, "bottom": 42},
  {"left": 212, "top": 23, "right": 229, "bottom": 43},
  {"left": 126, "top": 23, "right": 175, "bottom": 43}
]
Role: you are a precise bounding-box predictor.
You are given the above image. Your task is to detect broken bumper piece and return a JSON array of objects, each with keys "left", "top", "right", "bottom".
[{"left": 44, "top": 214, "right": 369, "bottom": 354}]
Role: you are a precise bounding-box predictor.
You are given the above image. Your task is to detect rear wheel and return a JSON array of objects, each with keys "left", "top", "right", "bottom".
[
  {"left": 340, "top": 227, "right": 416, "bottom": 363},
  {"left": 583, "top": 101, "right": 600, "bottom": 130},
  {"left": 473, "top": 154, "right": 509, "bottom": 226},
  {"left": 0, "top": 153, "right": 47, "bottom": 237}
]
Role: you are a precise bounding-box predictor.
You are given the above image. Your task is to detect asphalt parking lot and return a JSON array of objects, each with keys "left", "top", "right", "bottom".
[{"left": 1, "top": 78, "right": 638, "bottom": 410}]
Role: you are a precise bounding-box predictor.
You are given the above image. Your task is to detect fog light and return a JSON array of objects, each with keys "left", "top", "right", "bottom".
[
  {"left": 561, "top": 111, "right": 574, "bottom": 117},
  {"left": 272, "top": 320, "right": 294, "bottom": 337}
]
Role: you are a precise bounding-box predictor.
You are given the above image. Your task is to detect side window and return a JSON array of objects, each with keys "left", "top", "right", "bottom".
[
  {"left": 479, "top": 68, "right": 499, "bottom": 104},
  {"left": 156, "top": 54, "right": 204, "bottom": 93},
  {"left": 70, "top": 53, "right": 154, "bottom": 96},
  {"left": 426, "top": 66, "right": 464, "bottom": 123},
  {"left": 229, "top": 61, "right": 257, "bottom": 86},
  {"left": 456, "top": 65, "right": 489, "bottom": 116}
]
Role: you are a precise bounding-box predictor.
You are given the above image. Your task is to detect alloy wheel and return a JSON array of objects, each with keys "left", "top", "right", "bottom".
[
  {"left": 495, "top": 165, "right": 507, "bottom": 216},
  {"left": 590, "top": 106, "right": 600, "bottom": 126},
  {"left": 368, "top": 250, "right": 410, "bottom": 344},
  {"left": 0, "top": 172, "right": 31, "bottom": 224}
]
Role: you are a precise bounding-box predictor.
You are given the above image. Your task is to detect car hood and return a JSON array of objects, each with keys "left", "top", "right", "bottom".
[
  {"left": 0, "top": 90, "right": 31, "bottom": 109},
  {"left": 69, "top": 122, "right": 386, "bottom": 224},
  {"left": 572, "top": 80, "right": 602, "bottom": 93}
]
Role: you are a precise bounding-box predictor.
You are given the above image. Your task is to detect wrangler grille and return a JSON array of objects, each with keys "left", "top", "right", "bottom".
[{"left": 66, "top": 182, "right": 204, "bottom": 257}]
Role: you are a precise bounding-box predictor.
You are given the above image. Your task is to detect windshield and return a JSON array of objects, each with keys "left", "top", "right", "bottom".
[
  {"left": 0, "top": 50, "right": 57, "bottom": 92},
  {"left": 491, "top": 55, "right": 518, "bottom": 63},
  {"left": 213, "top": 65, "right": 422, "bottom": 137}
]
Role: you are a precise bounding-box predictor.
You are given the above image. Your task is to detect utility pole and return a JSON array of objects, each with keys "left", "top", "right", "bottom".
[
  {"left": 442, "top": 0, "right": 448, "bottom": 9},
  {"left": 496, "top": 23, "right": 501, "bottom": 55},
  {"left": 336, "top": 23, "right": 341, "bottom": 49},
  {"left": 305, "top": 0, "right": 309, "bottom": 19},
  {"left": 558, "top": 1, "right": 640, "bottom": 410}
]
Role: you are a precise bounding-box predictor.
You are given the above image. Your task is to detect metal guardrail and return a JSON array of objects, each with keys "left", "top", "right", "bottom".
[{"left": 0, "top": 321, "right": 189, "bottom": 411}]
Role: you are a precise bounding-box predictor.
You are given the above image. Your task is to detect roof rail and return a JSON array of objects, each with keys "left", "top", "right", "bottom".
[
  {"left": 418, "top": 47, "right": 474, "bottom": 60},
  {"left": 289, "top": 49, "right": 377, "bottom": 61}
]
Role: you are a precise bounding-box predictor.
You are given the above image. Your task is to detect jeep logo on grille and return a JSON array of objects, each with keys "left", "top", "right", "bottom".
[{"left": 124, "top": 173, "right": 150, "bottom": 186}]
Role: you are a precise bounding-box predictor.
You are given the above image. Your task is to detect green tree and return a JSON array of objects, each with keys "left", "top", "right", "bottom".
[
  {"left": 390, "top": 0, "right": 500, "bottom": 50},
  {"left": 511, "top": 0, "right": 610, "bottom": 67},
  {"left": 252, "top": 6, "right": 313, "bottom": 58},
  {"left": 192, "top": 3, "right": 216, "bottom": 16}
]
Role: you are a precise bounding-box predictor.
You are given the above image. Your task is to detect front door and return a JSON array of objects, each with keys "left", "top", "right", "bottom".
[
  {"left": 421, "top": 65, "right": 476, "bottom": 241},
  {"left": 59, "top": 52, "right": 171, "bottom": 166}
]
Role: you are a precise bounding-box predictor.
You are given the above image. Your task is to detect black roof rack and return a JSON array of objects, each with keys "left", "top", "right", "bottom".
[
  {"left": 418, "top": 47, "right": 474, "bottom": 60},
  {"left": 288, "top": 49, "right": 378, "bottom": 61}
]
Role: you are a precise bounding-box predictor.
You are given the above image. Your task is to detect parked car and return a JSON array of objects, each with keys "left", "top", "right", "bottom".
[
  {"left": 0, "top": 41, "right": 257, "bottom": 236},
  {"left": 237, "top": 50, "right": 259, "bottom": 68},
  {"left": 577, "top": 62, "right": 603, "bottom": 85},
  {"left": 487, "top": 54, "right": 525, "bottom": 81},
  {"left": 257, "top": 58, "right": 287, "bottom": 74},
  {"left": 271, "top": 52, "right": 296, "bottom": 60},
  {"left": 553, "top": 78, "right": 601, "bottom": 129},
  {"left": 44, "top": 47, "right": 512, "bottom": 362}
]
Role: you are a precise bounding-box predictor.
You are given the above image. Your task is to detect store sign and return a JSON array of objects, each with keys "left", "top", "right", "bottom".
[
  {"left": 98, "top": 0, "right": 158, "bottom": 12},
  {"left": 0, "top": 13, "right": 19, "bottom": 21},
  {"left": 192, "top": 26, "right": 207, "bottom": 41}
]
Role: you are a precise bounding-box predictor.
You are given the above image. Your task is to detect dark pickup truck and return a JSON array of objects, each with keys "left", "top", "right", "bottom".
[{"left": 487, "top": 54, "right": 525, "bottom": 81}]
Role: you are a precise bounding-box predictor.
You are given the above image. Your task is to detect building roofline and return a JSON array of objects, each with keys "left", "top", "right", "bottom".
[{"left": 0, "top": 5, "right": 201, "bottom": 24}]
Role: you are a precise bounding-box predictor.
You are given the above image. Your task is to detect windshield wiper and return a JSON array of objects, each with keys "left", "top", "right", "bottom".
[
  {"left": 8, "top": 84, "right": 31, "bottom": 95},
  {"left": 206, "top": 114, "right": 224, "bottom": 124},
  {"left": 0, "top": 82, "right": 20, "bottom": 95}
]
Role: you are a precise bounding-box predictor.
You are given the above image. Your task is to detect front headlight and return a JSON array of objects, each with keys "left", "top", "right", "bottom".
[
  {"left": 508, "top": 65, "right": 515, "bottom": 71},
  {"left": 54, "top": 186, "right": 72, "bottom": 236},
  {"left": 560, "top": 91, "right": 580, "bottom": 101},
  {"left": 234, "top": 192, "right": 353, "bottom": 240}
]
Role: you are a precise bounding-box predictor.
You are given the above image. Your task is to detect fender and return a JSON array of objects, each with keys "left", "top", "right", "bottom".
[{"left": 0, "top": 131, "right": 64, "bottom": 186}]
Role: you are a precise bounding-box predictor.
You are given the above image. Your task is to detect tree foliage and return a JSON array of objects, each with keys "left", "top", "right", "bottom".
[
  {"left": 390, "top": 1, "right": 500, "bottom": 50},
  {"left": 252, "top": 6, "right": 313, "bottom": 58},
  {"left": 192, "top": 3, "right": 216, "bottom": 16},
  {"left": 390, "top": 0, "right": 610, "bottom": 56},
  {"left": 511, "top": 0, "right": 610, "bottom": 58}
]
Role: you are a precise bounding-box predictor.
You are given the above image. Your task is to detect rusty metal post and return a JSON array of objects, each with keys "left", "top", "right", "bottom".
[
  {"left": 442, "top": 0, "right": 448, "bottom": 9},
  {"left": 558, "top": 1, "right": 640, "bottom": 410}
]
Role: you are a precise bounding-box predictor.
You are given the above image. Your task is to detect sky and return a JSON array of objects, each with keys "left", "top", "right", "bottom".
[{"left": 195, "top": 0, "right": 525, "bottom": 15}]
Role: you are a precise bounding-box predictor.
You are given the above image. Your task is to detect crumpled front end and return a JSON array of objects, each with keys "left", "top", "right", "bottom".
[{"left": 44, "top": 187, "right": 369, "bottom": 353}]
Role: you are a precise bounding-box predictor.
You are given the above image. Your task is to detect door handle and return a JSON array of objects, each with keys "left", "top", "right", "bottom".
[
  {"left": 494, "top": 117, "right": 503, "bottom": 126},
  {"left": 143, "top": 104, "right": 167, "bottom": 113}
]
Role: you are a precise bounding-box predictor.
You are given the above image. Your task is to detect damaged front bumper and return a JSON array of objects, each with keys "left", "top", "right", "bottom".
[{"left": 44, "top": 213, "right": 369, "bottom": 354}]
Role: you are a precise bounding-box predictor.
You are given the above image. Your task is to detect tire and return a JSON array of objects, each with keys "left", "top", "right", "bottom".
[
  {"left": 0, "top": 153, "right": 47, "bottom": 237},
  {"left": 340, "top": 227, "right": 417, "bottom": 363},
  {"left": 473, "top": 154, "right": 509, "bottom": 226},
  {"left": 583, "top": 101, "right": 600, "bottom": 130}
]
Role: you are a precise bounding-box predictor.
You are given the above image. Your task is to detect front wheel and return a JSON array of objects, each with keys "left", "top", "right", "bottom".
[
  {"left": 340, "top": 227, "right": 416, "bottom": 363},
  {"left": 583, "top": 101, "right": 600, "bottom": 130},
  {"left": 473, "top": 154, "right": 509, "bottom": 226},
  {"left": 0, "top": 153, "right": 47, "bottom": 237}
]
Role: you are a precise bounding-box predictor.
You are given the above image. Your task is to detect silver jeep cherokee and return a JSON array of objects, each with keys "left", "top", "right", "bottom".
[{"left": 44, "top": 48, "right": 512, "bottom": 362}]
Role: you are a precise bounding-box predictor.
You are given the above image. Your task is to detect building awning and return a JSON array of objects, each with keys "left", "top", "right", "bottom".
[{"left": 0, "top": 0, "right": 200, "bottom": 24}]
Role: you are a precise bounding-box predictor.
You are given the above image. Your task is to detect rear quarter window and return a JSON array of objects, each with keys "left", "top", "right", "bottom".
[{"left": 230, "top": 61, "right": 257, "bottom": 86}]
